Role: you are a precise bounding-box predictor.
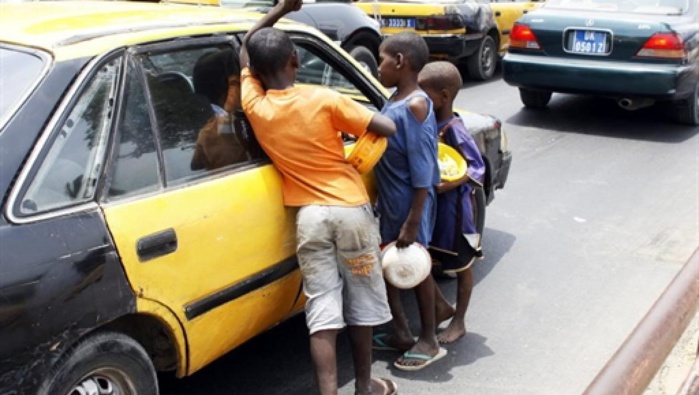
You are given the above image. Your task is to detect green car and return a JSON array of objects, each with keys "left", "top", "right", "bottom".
[{"left": 502, "top": 0, "right": 699, "bottom": 125}]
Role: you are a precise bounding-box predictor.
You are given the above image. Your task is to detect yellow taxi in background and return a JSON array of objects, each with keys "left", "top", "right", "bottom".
[
  {"left": 0, "top": 2, "right": 511, "bottom": 394},
  {"left": 353, "top": 0, "right": 545, "bottom": 80}
]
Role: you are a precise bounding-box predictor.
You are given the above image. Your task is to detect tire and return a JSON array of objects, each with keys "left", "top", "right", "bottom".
[
  {"left": 39, "top": 331, "right": 158, "bottom": 395},
  {"left": 466, "top": 35, "right": 497, "bottom": 81},
  {"left": 519, "top": 88, "right": 552, "bottom": 108},
  {"left": 348, "top": 45, "right": 379, "bottom": 78},
  {"left": 674, "top": 81, "right": 699, "bottom": 126}
]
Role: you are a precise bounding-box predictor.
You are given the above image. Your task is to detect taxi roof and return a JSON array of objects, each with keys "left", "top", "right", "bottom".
[{"left": 0, "top": 1, "right": 306, "bottom": 60}]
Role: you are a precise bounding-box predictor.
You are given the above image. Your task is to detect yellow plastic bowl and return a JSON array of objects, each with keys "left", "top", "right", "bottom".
[
  {"left": 345, "top": 132, "right": 387, "bottom": 174},
  {"left": 438, "top": 142, "right": 467, "bottom": 182}
]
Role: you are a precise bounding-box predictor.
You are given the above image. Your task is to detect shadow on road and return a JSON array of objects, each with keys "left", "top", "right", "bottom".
[
  {"left": 506, "top": 94, "right": 698, "bottom": 143},
  {"left": 158, "top": 228, "right": 516, "bottom": 394}
]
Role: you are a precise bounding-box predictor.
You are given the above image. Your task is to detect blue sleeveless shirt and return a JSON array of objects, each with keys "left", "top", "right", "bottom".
[{"left": 374, "top": 90, "right": 439, "bottom": 246}]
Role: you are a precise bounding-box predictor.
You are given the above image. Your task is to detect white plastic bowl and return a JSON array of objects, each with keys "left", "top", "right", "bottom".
[{"left": 381, "top": 242, "right": 432, "bottom": 289}]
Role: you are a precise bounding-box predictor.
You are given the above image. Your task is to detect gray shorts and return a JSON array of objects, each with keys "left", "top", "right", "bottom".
[{"left": 296, "top": 204, "right": 392, "bottom": 334}]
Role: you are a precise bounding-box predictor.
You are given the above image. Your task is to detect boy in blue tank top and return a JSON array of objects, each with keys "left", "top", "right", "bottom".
[{"left": 372, "top": 32, "right": 447, "bottom": 371}]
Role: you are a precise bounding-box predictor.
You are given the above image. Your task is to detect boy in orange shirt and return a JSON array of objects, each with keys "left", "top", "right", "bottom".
[{"left": 239, "top": 1, "right": 398, "bottom": 394}]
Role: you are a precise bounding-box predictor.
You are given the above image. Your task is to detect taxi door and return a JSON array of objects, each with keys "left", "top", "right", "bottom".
[{"left": 100, "top": 39, "right": 302, "bottom": 374}]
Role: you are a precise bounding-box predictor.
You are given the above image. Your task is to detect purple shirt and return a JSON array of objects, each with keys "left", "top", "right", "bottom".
[{"left": 430, "top": 115, "right": 486, "bottom": 252}]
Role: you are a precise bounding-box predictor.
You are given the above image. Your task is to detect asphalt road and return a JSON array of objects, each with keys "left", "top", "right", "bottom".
[{"left": 159, "top": 68, "right": 699, "bottom": 395}]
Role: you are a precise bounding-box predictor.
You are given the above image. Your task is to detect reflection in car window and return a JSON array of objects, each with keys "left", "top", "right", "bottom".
[
  {"left": 138, "top": 45, "right": 257, "bottom": 186},
  {"left": 20, "top": 58, "right": 120, "bottom": 215},
  {"left": 108, "top": 59, "right": 160, "bottom": 199},
  {"left": 295, "top": 45, "right": 368, "bottom": 102},
  {"left": 0, "top": 47, "right": 45, "bottom": 130}
]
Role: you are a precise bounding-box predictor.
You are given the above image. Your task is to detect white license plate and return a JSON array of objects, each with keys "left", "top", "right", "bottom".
[{"left": 381, "top": 18, "right": 416, "bottom": 28}]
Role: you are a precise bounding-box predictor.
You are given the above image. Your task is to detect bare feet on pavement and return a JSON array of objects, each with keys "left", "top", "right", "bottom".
[{"left": 437, "top": 321, "right": 466, "bottom": 344}]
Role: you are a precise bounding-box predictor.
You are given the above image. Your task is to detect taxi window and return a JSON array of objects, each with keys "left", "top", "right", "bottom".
[
  {"left": 107, "top": 59, "right": 161, "bottom": 199},
  {"left": 295, "top": 44, "right": 371, "bottom": 106},
  {"left": 18, "top": 58, "right": 120, "bottom": 215},
  {"left": 136, "top": 45, "right": 263, "bottom": 187},
  {"left": 0, "top": 47, "right": 46, "bottom": 130}
]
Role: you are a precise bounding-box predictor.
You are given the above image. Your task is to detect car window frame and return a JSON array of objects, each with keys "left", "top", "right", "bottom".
[{"left": 6, "top": 50, "right": 125, "bottom": 225}]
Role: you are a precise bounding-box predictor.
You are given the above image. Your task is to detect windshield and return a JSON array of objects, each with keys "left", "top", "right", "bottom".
[
  {"left": 0, "top": 47, "right": 47, "bottom": 130},
  {"left": 545, "top": 0, "right": 689, "bottom": 15}
]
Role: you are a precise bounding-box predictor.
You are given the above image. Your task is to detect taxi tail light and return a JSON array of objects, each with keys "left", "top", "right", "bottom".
[
  {"left": 416, "top": 15, "right": 465, "bottom": 31},
  {"left": 509, "top": 23, "right": 541, "bottom": 50},
  {"left": 636, "top": 33, "right": 685, "bottom": 59}
]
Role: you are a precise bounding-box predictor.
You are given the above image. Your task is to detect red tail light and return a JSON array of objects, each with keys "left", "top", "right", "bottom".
[
  {"left": 637, "top": 33, "right": 685, "bottom": 59},
  {"left": 509, "top": 23, "right": 540, "bottom": 50}
]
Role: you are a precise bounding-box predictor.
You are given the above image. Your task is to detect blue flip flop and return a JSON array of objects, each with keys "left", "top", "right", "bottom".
[
  {"left": 372, "top": 333, "right": 400, "bottom": 351},
  {"left": 393, "top": 347, "right": 447, "bottom": 371}
]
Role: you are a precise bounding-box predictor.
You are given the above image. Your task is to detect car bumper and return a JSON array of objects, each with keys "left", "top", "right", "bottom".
[
  {"left": 503, "top": 53, "right": 697, "bottom": 100},
  {"left": 495, "top": 148, "right": 511, "bottom": 191},
  {"left": 383, "top": 33, "right": 481, "bottom": 60}
]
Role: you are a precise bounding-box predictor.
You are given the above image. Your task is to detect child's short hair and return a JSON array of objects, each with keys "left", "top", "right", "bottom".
[
  {"left": 381, "top": 32, "right": 429, "bottom": 72},
  {"left": 247, "top": 27, "right": 294, "bottom": 77},
  {"left": 193, "top": 49, "right": 240, "bottom": 105},
  {"left": 418, "top": 61, "right": 462, "bottom": 97}
]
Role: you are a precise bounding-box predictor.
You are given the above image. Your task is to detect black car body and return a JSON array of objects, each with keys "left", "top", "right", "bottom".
[{"left": 173, "top": 0, "right": 385, "bottom": 75}]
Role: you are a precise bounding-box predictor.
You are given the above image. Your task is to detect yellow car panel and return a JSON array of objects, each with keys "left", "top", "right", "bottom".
[
  {"left": 0, "top": 1, "right": 301, "bottom": 61},
  {"left": 354, "top": 2, "right": 466, "bottom": 36},
  {"left": 102, "top": 166, "right": 301, "bottom": 374}
]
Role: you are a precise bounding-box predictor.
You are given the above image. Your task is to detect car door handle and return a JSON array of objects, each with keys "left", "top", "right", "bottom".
[
  {"left": 137, "top": 228, "right": 178, "bottom": 262},
  {"left": 523, "top": 10, "right": 529, "bottom": 14},
  {"left": 495, "top": 11, "right": 501, "bottom": 16}
]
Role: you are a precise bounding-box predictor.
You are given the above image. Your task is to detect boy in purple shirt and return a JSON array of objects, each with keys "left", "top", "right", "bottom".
[{"left": 419, "top": 61, "right": 486, "bottom": 344}]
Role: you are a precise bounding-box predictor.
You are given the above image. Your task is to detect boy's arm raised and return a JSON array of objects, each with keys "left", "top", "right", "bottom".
[{"left": 239, "top": 0, "right": 302, "bottom": 68}]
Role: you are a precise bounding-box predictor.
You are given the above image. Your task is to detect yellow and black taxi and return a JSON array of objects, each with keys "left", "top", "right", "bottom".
[
  {"left": 503, "top": 0, "right": 698, "bottom": 125},
  {"left": 0, "top": 2, "right": 511, "bottom": 394},
  {"left": 353, "top": 0, "right": 502, "bottom": 80},
  {"left": 352, "top": 0, "right": 545, "bottom": 81}
]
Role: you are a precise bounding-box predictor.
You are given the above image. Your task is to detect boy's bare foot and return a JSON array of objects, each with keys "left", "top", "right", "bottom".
[
  {"left": 435, "top": 303, "right": 455, "bottom": 325},
  {"left": 372, "top": 332, "right": 415, "bottom": 352},
  {"left": 437, "top": 321, "right": 466, "bottom": 344},
  {"left": 363, "top": 377, "right": 397, "bottom": 395}
]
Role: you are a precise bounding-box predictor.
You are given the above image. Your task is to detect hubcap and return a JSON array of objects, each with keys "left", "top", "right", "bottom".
[
  {"left": 69, "top": 368, "right": 135, "bottom": 395},
  {"left": 482, "top": 43, "right": 494, "bottom": 73}
]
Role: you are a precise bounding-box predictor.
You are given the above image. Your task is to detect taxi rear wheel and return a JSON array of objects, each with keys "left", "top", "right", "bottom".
[
  {"left": 674, "top": 81, "right": 699, "bottom": 126},
  {"left": 466, "top": 35, "right": 497, "bottom": 81},
  {"left": 519, "top": 88, "right": 552, "bottom": 108},
  {"left": 39, "top": 331, "right": 158, "bottom": 395}
]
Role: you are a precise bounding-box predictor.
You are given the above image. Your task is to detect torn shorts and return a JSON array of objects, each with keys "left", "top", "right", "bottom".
[{"left": 296, "top": 204, "right": 392, "bottom": 335}]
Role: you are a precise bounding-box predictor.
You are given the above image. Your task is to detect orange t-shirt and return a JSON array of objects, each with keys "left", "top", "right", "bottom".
[{"left": 241, "top": 68, "right": 373, "bottom": 207}]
